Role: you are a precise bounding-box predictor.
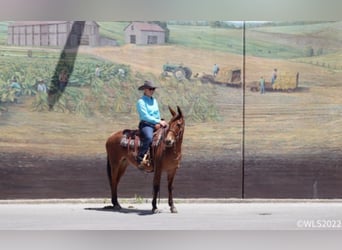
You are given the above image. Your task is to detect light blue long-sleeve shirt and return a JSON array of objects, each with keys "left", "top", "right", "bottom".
[{"left": 136, "top": 95, "right": 161, "bottom": 125}]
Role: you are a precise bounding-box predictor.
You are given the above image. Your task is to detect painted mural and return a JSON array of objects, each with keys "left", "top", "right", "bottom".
[{"left": 0, "top": 21, "right": 341, "bottom": 199}]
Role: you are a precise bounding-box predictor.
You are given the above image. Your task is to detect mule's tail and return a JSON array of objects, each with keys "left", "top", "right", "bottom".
[{"left": 106, "top": 156, "right": 112, "bottom": 187}]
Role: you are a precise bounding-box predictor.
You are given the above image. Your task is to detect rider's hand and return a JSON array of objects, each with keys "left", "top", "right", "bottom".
[{"left": 160, "top": 120, "right": 168, "bottom": 128}]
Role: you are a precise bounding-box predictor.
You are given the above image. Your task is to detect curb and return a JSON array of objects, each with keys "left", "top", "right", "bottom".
[{"left": 1, "top": 198, "right": 342, "bottom": 204}]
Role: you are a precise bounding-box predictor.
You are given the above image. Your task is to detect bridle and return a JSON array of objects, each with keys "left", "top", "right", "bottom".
[{"left": 167, "top": 120, "right": 184, "bottom": 142}]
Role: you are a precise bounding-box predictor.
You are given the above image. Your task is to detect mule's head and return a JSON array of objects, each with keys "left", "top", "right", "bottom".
[{"left": 165, "top": 106, "right": 185, "bottom": 147}]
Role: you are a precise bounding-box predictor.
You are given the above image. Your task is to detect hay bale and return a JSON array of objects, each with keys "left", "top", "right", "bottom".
[
  {"left": 272, "top": 72, "right": 297, "bottom": 91},
  {"left": 215, "top": 67, "right": 241, "bottom": 85}
]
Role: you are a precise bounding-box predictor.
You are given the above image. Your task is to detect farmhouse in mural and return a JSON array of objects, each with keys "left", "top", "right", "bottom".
[
  {"left": 124, "top": 22, "right": 165, "bottom": 45},
  {"left": 7, "top": 21, "right": 100, "bottom": 47}
]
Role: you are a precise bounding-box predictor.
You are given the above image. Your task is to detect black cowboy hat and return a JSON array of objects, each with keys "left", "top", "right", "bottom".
[{"left": 138, "top": 80, "right": 158, "bottom": 90}]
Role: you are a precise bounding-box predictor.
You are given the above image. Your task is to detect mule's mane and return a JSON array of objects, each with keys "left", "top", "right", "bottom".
[
  {"left": 153, "top": 113, "right": 184, "bottom": 165},
  {"left": 153, "top": 126, "right": 168, "bottom": 164}
]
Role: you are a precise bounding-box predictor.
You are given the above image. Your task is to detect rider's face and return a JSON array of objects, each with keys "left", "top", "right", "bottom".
[{"left": 144, "top": 88, "right": 155, "bottom": 97}]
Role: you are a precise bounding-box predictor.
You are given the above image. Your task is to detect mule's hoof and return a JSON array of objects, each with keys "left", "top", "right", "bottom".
[
  {"left": 152, "top": 208, "right": 161, "bottom": 214},
  {"left": 170, "top": 207, "right": 178, "bottom": 213},
  {"left": 113, "top": 205, "right": 122, "bottom": 211}
]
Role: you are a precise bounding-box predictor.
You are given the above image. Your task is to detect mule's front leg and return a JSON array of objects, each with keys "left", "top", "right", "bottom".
[
  {"left": 152, "top": 169, "right": 162, "bottom": 214},
  {"left": 168, "top": 193, "right": 177, "bottom": 213},
  {"left": 168, "top": 170, "right": 178, "bottom": 213},
  {"left": 111, "top": 194, "right": 122, "bottom": 210},
  {"left": 152, "top": 184, "right": 160, "bottom": 213}
]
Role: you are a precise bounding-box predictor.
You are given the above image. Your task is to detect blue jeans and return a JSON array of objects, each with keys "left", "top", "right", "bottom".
[
  {"left": 138, "top": 121, "right": 154, "bottom": 162},
  {"left": 59, "top": 81, "right": 67, "bottom": 92},
  {"left": 260, "top": 84, "right": 265, "bottom": 94}
]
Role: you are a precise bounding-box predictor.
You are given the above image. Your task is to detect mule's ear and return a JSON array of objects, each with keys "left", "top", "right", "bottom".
[
  {"left": 177, "top": 106, "right": 183, "bottom": 117},
  {"left": 169, "top": 106, "right": 177, "bottom": 116}
]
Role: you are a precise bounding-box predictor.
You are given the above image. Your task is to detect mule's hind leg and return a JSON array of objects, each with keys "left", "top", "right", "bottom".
[
  {"left": 167, "top": 169, "right": 178, "bottom": 213},
  {"left": 111, "top": 158, "right": 129, "bottom": 210},
  {"left": 107, "top": 157, "right": 121, "bottom": 210},
  {"left": 114, "top": 158, "right": 129, "bottom": 207}
]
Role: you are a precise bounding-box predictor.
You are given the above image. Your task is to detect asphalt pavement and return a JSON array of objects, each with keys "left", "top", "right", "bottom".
[{"left": 1, "top": 199, "right": 342, "bottom": 230}]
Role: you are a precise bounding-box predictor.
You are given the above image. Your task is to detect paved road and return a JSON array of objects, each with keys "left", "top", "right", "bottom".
[{"left": 1, "top": 199, "right": 342, "bottom": 230}]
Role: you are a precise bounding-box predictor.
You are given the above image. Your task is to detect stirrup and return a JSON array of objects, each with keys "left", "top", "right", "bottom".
[
  {"left": 138, "top": 154, "right": 153, "bottom": 173},
  {"left": 138, "top": 163, "right": 154, "bottom": 173}
]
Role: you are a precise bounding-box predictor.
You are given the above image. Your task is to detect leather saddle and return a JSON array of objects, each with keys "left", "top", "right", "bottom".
[
  {"left": 120, "top": 129, "right": 141, "bottom": 150},
  {"left": 120, "top": 127, "right": 166, "bottom": 150}
]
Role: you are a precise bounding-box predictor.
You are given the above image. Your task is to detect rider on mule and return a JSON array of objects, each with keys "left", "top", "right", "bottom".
[{"left": 136, "top": 80, "right": 168, "bottom": 171}]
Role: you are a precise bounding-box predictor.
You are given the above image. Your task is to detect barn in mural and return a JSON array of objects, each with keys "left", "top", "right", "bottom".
[
  {"left": 124, "top": 21, "right": 165, "bottom": 45},
  {"left": 7, "top": 21, "right": 100, "bottom": 47}
]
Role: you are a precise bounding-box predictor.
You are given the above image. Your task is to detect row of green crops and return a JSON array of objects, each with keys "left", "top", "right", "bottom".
[{"left": 0, "top": 53, "right": 220, "bottom": 122}]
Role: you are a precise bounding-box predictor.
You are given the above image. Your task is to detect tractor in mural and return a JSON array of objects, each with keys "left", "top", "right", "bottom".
[{"left": 162, "top": 63, "right": 192, "bottom": 81}]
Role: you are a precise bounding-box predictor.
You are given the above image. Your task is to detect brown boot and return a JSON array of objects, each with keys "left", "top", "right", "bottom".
[{"left": 137, "top": 155, "right": 154, "bottom": 173}]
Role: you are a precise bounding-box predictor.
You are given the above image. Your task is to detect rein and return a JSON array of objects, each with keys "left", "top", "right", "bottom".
[
  {"left": 152, "top": 119, "right": 184, "bottom": 169},
  {"left": 152, "top": 126, "right": 168, "bottom": 164},
  {"left": 168, "top": 128, "right": 179, "bottom": 139},
  {"left": 166, "top": 122, "right": 184, "bottom": 162},
  {"left": 167, "top": 125, "right": 184, "bottom": 141}
]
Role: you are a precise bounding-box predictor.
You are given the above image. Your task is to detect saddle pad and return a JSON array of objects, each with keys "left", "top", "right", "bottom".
[{"left": 120, "top": 129, "right": 140, "bottom": 149}]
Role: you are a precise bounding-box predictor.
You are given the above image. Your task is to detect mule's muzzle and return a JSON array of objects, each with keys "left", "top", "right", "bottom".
[{"left": 165, "top": 138, "right": 174, "bottom": 147}]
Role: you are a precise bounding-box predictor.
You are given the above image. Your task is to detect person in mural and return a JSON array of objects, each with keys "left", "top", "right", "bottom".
[
  {"left": 136, "top": 80, "right": 168, "bottom": 170},
  {"left": 259, "top": 76, "right": 265, "bottom": 94},
  {"left": 58, "top": 68, "right": 69, "bottom": 92},
  {"left": 118, "top": 68, "right": 125, "bottom": 78},
  {"left": 10, "top": 77, "right": 22, "bottom": 97},
  {"left": 271, "top": 68, "right": 277, "bottom": 85},
  {"left": 95, "top": 65, "right": 101, "bottom": 78},
  {"left": 37, "top": 79, "right": 47, "bottom": 93},
  {"left": 212, "top": 64, "right": 220, "bottom": 77}
]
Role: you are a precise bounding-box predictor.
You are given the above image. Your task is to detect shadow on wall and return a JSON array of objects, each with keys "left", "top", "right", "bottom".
[{"left": 47, "top": 21, "right": 85, "bottom": 110}]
